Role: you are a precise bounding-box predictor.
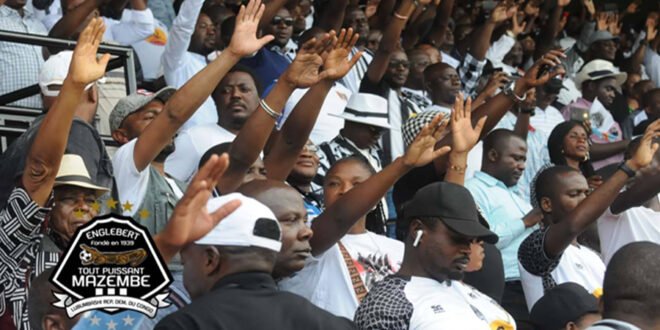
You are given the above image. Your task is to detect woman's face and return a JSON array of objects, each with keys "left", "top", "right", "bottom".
[
  {"left": 563, "top": 125, "right": 589, "bottom": 160},
  {"left": 323, "top": 159, "right": 372, "bottom": 207}
]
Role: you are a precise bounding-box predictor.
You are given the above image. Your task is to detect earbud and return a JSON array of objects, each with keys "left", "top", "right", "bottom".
[{"left": 413, "top": 230, "right": 423, "bottom": 247}]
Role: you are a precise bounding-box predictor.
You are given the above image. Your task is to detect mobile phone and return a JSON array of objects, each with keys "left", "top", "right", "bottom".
[{"left": 570, "top": 106, "right": 590, "bottom": 122}]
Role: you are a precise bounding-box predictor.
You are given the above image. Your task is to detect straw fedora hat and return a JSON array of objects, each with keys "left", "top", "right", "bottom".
[{"left": 53, "top": 154, "right": 109, "bottom": 196}]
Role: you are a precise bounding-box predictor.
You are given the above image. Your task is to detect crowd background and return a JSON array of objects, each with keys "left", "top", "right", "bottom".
[{"left": 1, "top": 0, "right": 660, "bottom": 329}]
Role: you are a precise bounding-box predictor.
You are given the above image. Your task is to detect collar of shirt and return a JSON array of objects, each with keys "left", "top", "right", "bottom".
[
  {"left": 589, "top": 319, "right": 642, "bottom": 330},
  {"left": 473, "top": 171, "right": 509, "bottom": 189},
  {"left": 212, "top": 271, "right": 277, "bottom": 291},
  {"left": 0, "top": 5, "right": 34, "bottom": 17}
]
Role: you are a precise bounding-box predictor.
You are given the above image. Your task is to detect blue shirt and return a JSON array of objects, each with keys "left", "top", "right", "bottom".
[{"left": 466, "top": 171, "right": 537, "bottom": 280}]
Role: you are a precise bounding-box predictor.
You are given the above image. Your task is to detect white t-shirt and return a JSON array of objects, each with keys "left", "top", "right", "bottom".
[
  {"left": 355, "top": 276, "right": 516, "bottom": 330},
  {"left": 279, "top": 83, "right": 352, "bottom": 145},
  {"left": 519, "top": 240, "right": 605, "bottom": 309},
  {"left": 164, "top": 123, "right": 235, "bottom": 183},
  {"left": 279, "top": 232, "right": 403, "bottom": 319},
  {"left": 530, "top": 105, "right": 565, "bottom": 141},
  {"left": 598, "top": 197, "right": 660, "bottom": 265},
  {"left": 112, "top": 139, "right": 184, "bottom": 216}
]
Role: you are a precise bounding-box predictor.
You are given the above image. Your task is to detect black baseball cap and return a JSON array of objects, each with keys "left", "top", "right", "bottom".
[
  {"left": 530, "top": 282, "right": 600, "bottom": 330},
  {"left": 544, "top": 77, "right": 567, "bottom": 94},
  {"left": 401, "top": 182, "right": 498, "bottom": 244}
]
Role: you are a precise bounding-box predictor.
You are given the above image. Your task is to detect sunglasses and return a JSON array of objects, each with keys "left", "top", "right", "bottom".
[{"left": 272, "top": 16, "right": 294, "bottom": 26}]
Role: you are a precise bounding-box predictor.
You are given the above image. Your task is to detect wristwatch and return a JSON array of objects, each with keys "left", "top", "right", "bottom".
[
  {"left": 503, "top": 80, "right": 527, "bottom": 103},
  {"left": 618, "top": 162, "right": 637, "bottom": 178}
]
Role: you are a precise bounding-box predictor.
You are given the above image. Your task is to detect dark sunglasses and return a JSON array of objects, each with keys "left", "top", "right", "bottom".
[{"left": 272, "top": 16, "right": 294, "bottom": 26}]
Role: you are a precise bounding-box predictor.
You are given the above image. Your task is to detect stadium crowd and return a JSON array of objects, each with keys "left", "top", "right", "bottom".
[{"left": 1, "top": 0, "right": 660, "bottom": 329}]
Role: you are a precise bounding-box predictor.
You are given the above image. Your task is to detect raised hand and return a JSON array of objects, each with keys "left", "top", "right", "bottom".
[
  {"left": 558, "top": 0, "right": 571, "bottom": 7},
  {"left": 491, "top": 4, "right": 516, "bottom": 24},
  {"left": 608, "top": 13, "right": 621, "bottom": 36},
  {"left": 156, "top": 154, "right": 242, "bottom": 258},
  {"left": 628, "top": 119, "right": 660, "bottom": 171},
  {"left": 520, "top": 49, "right": 566, "bottom": 88},
  {"left": 226, "top": 0, "right": 275, "bottom": 58},
  {"left": 583, "top": 0, "right": 596, "bottom": 17},
  {"left": 68, "top": 18, "right": 110, "bottom": 87},
  {"left": 511, "top": 11, "right": 527, "bottom": 37},
  {"left": 484, "top": 71, "right": 511, "bottom": 98},
  {"left": 524, "top": 2, "right": 540, "bottom": 17},
  {"left": 282, "top": 35, "right": 333, "bottom": 88},
  {"left": 648, "top": 23, "right": 658, "bottom": 42},
  {"left": 403, "top": 113, "right": 452, "bottom": 168},
  {"left": 596, "top": 12, "right": 608, "bottom": 31},
  {"left": 321, "top": 28, "right": 362, "bottom": 81},
  {"left": 451, "top": 94, "right": 486, "bottom": 154}
]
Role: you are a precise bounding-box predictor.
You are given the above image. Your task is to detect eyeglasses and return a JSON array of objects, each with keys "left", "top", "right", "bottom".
[
  {"left": 389, "top": 60, "right": 410, "bottom": 69},
  {"left": 272, "top": 16, "right": 294, "bottom": 26}
]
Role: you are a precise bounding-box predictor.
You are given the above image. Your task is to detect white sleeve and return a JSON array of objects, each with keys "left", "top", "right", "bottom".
[
  {"left": 112, "top": 139, "right": 150, "bottom": 216},
  {"left": 644, "top": 48, "right": 660, "bottom": 88},
  {"left": 108, "top": 9, "right": 156, "bottom": 45},
  {"left": 161, "top": 0, "right": 204, "bottom": 72},
  {"left": 486, "top": 34, "right": 516, "bottom": 65},
  {"left": 164, "top": 130, "right": 200, "bottom": 183}
]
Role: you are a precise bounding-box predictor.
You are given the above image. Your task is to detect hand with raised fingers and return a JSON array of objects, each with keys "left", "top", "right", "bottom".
[
  {"left": 524, "top": 2, "right": 540, "bottom": 17},
  {"left": 511, "top": 11, "right": 527, "bottom": 37},
  {"left": 490, "top": 3, "right": 514, "bottom": 24},
  {"left": 69, "top": 18, "right": 110, "bottom": 87},
  {"left": 520, "top": 49, "right": 566, "bottom": 88},
  {"left": 402, "top": 113, "right": 451, "bottom": 168},
  {"left": 484, "top": 71, "right": 511, "bottom": 97},
  {"left": 596, "top": 12, "right": 608, "bottom": 31},
  {"left": 282, "top": 34, "right": 333, "bottom": 88},
  {"left": 451, "top": 94, "right": 487, "bottom": 154},
  {"left": 321, "top": 28, "right": 362, "bottom": 81},
  {"left": 159, "top": 154, "right": 242, "bottom": 252},
  {"left": 583, "top": 0, "right": 596, "bottom": 17},
  {"left": 627, "top": 119, "right": 660, "bottom": 171},
  {"left": 226, "top": 0, "right": 275, "bottom": 58},
  {"left": 608, "top": 13, "right": 621, "bottom": 36}
]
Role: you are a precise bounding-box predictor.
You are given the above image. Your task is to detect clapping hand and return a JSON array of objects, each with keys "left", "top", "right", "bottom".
[
  {"left": 226, "top": 0, "right": 275, "bottom": 58},
  {"left": 402, "top": 113, "right": 452, "bottom": 168},
  {"left": 282, "top": 34, "right": 334, "bottom": 88},
  {"left": 451, "top": 93, "right": 487, "bottom": 154},
  {"left": 321, "top": 28, "right": 362, "bottom": 81},
  {"left": 68, "top": 18, "right": 110, "bottom": 87}
]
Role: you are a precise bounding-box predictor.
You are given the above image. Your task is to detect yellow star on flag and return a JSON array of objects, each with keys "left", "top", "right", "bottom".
[
  {"left": 90, "top": 200, "right": 101, "bottom": 213},
  {"left": 138, "top": 209, "right": 150, "bottom": 219},
  {"left": 106, "top": 198, "right": 118, "bottom": 210},
  {"left": 73, "top": 209, "right": 85, "bottom": 219},
  {"left": 122, "top": 201, "right": 133, "bottom": 213}
]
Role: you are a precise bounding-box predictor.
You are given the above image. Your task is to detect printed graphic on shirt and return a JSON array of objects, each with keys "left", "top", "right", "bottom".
[
  {"left": 146, "top": 28, "right": 167, "bottom": 45},
  {"left": 50, "top": 214, "right": 172, "bottom": 318},
  {"left": 354, "top": 253, "right": 400, "bottom": 289}
]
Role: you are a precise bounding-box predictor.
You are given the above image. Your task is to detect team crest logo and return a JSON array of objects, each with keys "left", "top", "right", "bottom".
[{"left": 50, "top": 214, "right": 172, "bottom": 318}]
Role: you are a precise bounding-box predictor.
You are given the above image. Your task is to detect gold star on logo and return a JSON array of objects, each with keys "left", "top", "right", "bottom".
[
  {"left": 73, "top": 209, "right": 85, "bottom": 219},
  {"left": 122, "top": 201, "right": 133, "bottom": 213},
  {"left": 106, "top": 198, "right": 118, "bottom": 210},
  {"left": 138, "top": 209, "right": 150, "bottom": 219},
  {"left": 90, "top": 200, "right": 101, "bottom": 213}
]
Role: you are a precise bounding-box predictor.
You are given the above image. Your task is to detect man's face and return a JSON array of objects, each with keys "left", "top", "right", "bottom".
[
  {"left": 289, "top": 141, "right": 320, "bottom": 183},
  {"left": 624, "top": 73, "right": 641, "bottom": 96},
  {"left": 645, "top": 91, "right": 660, "bottom": 120},
  {"left": 345, "top": 122, "right": 385, "bottom": 149},
  {"left": 264, "top": 8, "right": 293, "bottom": 48},
  {"left": 213, "top": 71, "right": 259, "bottom": 131},
  {"left": 323, "top": 159, "right": 372, "bottom": 208},
  {"left": 51, "top": 186, "right": 98, "bottom": 245},
  {"left": 385, "top": 50, "right": 410, "bottom": 89},
  {"left": 190, "top": 13, "right": 216, "bottom": 55},
  {"left": 548, "top": 171, "right": 589, "bottom": 219},
  {"left": 409, "top": 52, "right": 431, "bottom": 77},
  {"left": 594, "top": 77, "right": 617, "bottom": 107},
  {"left": 259, "top": 187, "right": 313, "bottom": 278},
  {"left": 366, "top": 30, "right": 383, "bottom": 53},
  {"left": 491, "top": 137, "right": 527, "bottom": 187},
  {"left": 121, "top": 100, "right": 165, "bottom": 140},
  {"left": 428, "top": 66, "right": 462, "bottom": 105},
  {"left": 505, "top": 41, "right": 524, "bottom": 67},
  {"left": 344, "top": 9, "right": 369, "bottom": 41},
  {"left": 591, "top": 40, "right": 617, "bottom": 61},
  {"left": 181, "top": 244, "right": 215, "bottom": 300},
  {"left": 245, "top": 158, "right": 267, "bottom": 183},
  {"left": 442, "top": 27, "right": 455, "bottom": 50},
  {"left": 536, "top": 86, "right": 559, "bottom": 110},
  {"left": 520, "top": 36, "right": 535, "bottom": 56},
  {"left": 418, "top": 221, "right": 473, "bottom": 282}
]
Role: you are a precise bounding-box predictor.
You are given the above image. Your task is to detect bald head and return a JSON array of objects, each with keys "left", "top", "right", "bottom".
[
  {"left": 424, "top": 62, "right": 460, "bottom": 107},
  {"left": 238, "top": 179, "right": 306, "bottom": 222}
]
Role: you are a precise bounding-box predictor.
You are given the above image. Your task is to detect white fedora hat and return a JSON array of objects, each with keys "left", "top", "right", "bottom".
[
  {"left": 330, "top": 93, "right": 392, "bottom": 129},
  {"left": 54, "top": 154, "right": 109, "bottom": 196},
  {"left": 575, "top": 59, "right": 627, "bottom": 91}
]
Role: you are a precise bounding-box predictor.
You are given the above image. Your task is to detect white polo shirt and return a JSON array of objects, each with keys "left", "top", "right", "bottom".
[
  {"left": 355, "top": 276, "right": 516, "bottom": 329},
  {"left": 598, "top": 196, "right": 660, "bottom": 265}
]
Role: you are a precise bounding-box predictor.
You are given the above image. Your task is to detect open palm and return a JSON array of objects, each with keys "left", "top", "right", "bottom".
[
  {"left": 69, "top": 18, "right": 110, "bottom": 86},
  {"left": 227, "top": 0, "right": 274, "bottom": 57},
  {"left": 322, "top": 28, "right": 362, "bottom": 81},
  {"left": 451, "top": 95, "right": 486, "bottom": 154},
  {"left": 283, "top": 36, "right": 332, "bottom": 88},
  {"left": 403, "top": 113, "right": 451, "bottom": 167},
  {"left": 630, "top": 120, "right": 660, "bottom": 169}
]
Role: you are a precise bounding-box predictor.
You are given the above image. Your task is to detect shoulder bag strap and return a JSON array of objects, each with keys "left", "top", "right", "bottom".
[{"left": 337, "top": 241, "right": 368, "bottom": 303}]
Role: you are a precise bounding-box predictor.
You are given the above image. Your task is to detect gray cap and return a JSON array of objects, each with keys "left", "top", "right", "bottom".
[
  {"left": 109, "top": 87, "right": 176, "bottom": 132},
  {"left": 588, "top": 30, "right": 619, "bottom": 46}
]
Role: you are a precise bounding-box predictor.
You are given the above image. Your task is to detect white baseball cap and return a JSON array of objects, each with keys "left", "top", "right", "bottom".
[
  {"left": 195, "top": 193, "right": 282, "bottom": 252},
  {"left": 38, "top": 51, "right": 102, "bottom": 97}
]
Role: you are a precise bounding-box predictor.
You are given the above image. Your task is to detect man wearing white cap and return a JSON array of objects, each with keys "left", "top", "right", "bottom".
[
  {"left": 0, "top": 50, "right": 112, "bottom": 210},
  {"left": 561, "top": 59, "right": 630, "bottom": 169},
  {"left": 154, "top": 193, "right": 356, "bottom": 330}
]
